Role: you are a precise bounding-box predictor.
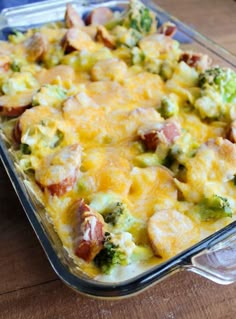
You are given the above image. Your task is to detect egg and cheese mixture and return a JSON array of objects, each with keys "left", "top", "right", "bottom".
[{"left": 1, "top": 0, "right": 236, "bottom": 281}]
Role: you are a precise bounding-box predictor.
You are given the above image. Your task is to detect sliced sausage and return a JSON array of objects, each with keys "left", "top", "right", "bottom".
[
  {"left": 148, "top": 209, "right": 198, "bottom": 259},
  {"left": 95, "top": 26, "right": 116, "bottom": 49},
  {"left": 35, "top": 144, "right": 82, "bottom": 196},
  {"left": 138, "top": 121, "right": 181, "bottom": 151},
  {"left": 72, "top": 199, "right": 105, "bottom": 262},
  {"left": 226, "top": 120, "right": 236, "bottom": 143},
  {"left": 0, "top": 91, "right": 34, "bottom": 117},
  {"left": 85, "top": 7, "right": 113, "bottom": 26},
  {"left": 65, "top": 3, "right": 84, "bottom": 28},
  {"left": 61, "top": 28, "right": 95, "bottom": 53},
  {"left": 25, "top": 32, "right": 48, "bottom": 62},
  {"left": 0, "top": 55, "right": 10, "bottom": 72},
  {"left": 159, "top": 22, "right": 177, "bottom": 37},
  {"left": 13, "top": 119, "right": 22, "bottom": 144},
  {"left": 179, "top": 51, "right": 212, "bottom": 71}
]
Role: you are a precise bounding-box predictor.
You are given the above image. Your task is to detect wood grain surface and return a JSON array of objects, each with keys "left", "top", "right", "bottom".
[{"left": 0, "top": 1, "right": 236, "bottom": 318}]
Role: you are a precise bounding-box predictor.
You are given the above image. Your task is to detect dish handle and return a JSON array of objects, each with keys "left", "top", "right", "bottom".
[{"left": 184, "top": 228, "right": 236, "bottom": 285}]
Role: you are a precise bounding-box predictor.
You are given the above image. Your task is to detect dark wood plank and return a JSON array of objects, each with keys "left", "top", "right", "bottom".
[
  {"left": 0, "top": 165, "right": 57, "bottom": 294},
  {"left": 0, "top": 271, "right": 236, "bottom": 319},
  {"left": 157, "top": 0, "right": 236, "bottom": 54}
]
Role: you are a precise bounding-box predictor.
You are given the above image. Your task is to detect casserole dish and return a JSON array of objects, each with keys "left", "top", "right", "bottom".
[{"left": 0, "top": 0, "right": 236, "bottom": 298}]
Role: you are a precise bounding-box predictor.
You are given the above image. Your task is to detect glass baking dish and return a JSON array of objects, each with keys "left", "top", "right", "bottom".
[{"left": 0, "top": 0, "right": 236, "bottom": 299}]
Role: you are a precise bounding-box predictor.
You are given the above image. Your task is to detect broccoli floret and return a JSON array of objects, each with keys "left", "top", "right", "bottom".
[
  {"left": 8, "top": 30, "right": 26, "bottom": 44},
  {"left": 20, "top": 143, "right": 31, "bottom": 155},
  {"left": 195, "top": 67, "right": 236, "bottom": 120},
  {"left": 170, "top": 130, "right": 199, "bottom": 164},
  {"left": 159, "top": 61, "right": 174, "bottom": 81},
  {"left": 94, "top": 231, "right": 153, "bottom": 274},
  {"left": 122, "top": 0, "right": 154, "bottom": 35},
  {"left": 32, "top": 85, "right": 67, "bottom": 108},
  {"left": 49, "top": 129, "right": 64, "bottom": 148},
  {"left": 103, "top": 202, "right": 124, "bottom": 226},
  {"left": 199, "top": 67, "right": 236, "bottom": 102},
  {"left": 89, "top": 193, "right": 125, "bottom": 225},
  {"left": 131, "top": 46, "right": 145, "bottom": 65},
  {"left": 196, "top": 194, "right": 232, "bottom": 221},
  {"left": 94, "top": 232, "right": 129, "bottom": 274},
  {"left": 144, "top": 57, "right": 162, "bottom": 74},
  {"left": 2, "top": 72, "right": 39, "bottom": 96},
  {"left": 89, "top": 192, "right": 146, "bottom": 241},
  {"left": 159, "top": 95, "right": 179, "bottom": 119},
  {"left": 10, "top": 61, "right": 21, "bottom": 72},
  {"left": 114, "top": 26, "right": 142, "bottom": 48},
  {"left": 233, "top": 175, "right": 236, "bottom": 186},
  {"left": 21, "top": 119, "right": 65, "bottom": 157}
]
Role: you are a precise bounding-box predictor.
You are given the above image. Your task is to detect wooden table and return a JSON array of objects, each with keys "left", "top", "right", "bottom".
[{"left": 1, "top": 1, "right": 236, "bottom": 318}]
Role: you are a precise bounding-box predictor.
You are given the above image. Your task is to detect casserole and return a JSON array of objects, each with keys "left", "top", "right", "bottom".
[{"left": 0, "top": 0, "right": 233, "bottom": 300}]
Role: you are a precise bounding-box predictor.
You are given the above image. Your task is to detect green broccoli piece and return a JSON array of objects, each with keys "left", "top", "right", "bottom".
[
  {"left": 233, "top": 175, "right": 236, "bottom": 186},
  {"left": 32, "top": 85, "right": 67, "bottom": 108},
  {"left": 94, "top": 231, "right": 153, "bottom": 274},
  {"left": 50, "top": 129, "right": 64, "bottom": 148},
  {"left": 20, "top": 143, "right": 31, "bottom": 155},
  {"left": 10, "top": 61, "right": 21, "bottom": 72},
  {"left": 89, "top": 192, "right": 146, "bottom": 240},
  {"left": 170, "top": 130, "right": 199, "bottom": 164},
  {"left": 115, "top": 27, "right": 142, "bottom": 48},
  {"left": 8, "top": 30, "right": 26, "bottom": 44},
  {"left": 195, "top": 67, "right": 236, "bottom": 120},
  {"left": 122, "top": 0, "right": 154, "bottom": 35},
  {"left": 159, "top": 61, "right": 174, "bottom": 81},
  {"left": 199, "top": 67, "right": 236, "bottom": 102},
  {"left": 103, "top": 202, "right": 124, "bottom": 226},
  {"left": 144, "top": 57, "right": 162, "bottom": 74},
  {"left": 197, "top": 194, "right": 232, "bottom": 221},
  {"left": 94, "top": 232, "right": 128, "bottom": 274},
  {"left": 159, "top": 95, "right": 179, "bottom": 119},
  {"left": 131, "top": 47, "right": 145, "bottom": 65}
]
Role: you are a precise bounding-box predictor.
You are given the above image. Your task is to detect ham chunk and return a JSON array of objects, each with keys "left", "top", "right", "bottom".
[
  {"left": 35, "top": 144, "right": 82, "bottom": 196},
  {"left": 72, "top": 199, "right": 105, "bottom": 262},
  {"left": 179, "top": 51, "right": 212, "bottom": 71},
  {"left": 138, "top": 121, "right": 181, "bottom": 151},
  {"left": 159, "top": 22, "right": 177, "bottom": 37},
  {"left": 0, "top": 91, "right": 34, "bottom": 117}
]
